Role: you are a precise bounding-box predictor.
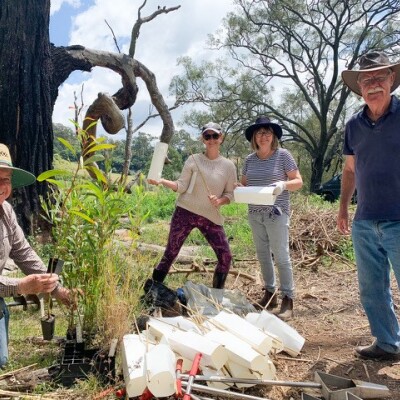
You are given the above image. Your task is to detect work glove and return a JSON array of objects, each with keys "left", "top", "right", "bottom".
[{"left": 269, "top": 181, "right": 286, "bottom": 195}]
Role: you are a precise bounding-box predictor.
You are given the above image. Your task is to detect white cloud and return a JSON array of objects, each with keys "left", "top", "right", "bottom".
[
  {"left": 50, "top": 0, "right": 82, "bottom": 15},
  {"left": 52, "top": 0, "right": 235, "bottom": 138}
]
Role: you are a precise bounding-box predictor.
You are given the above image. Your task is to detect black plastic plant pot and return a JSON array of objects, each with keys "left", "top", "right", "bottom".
[
  {"left": 41, "top": 314, "right": 55, "bottom": 340},
  {"left": 47, "top": 258, "right": 64, "bottom": 275}
]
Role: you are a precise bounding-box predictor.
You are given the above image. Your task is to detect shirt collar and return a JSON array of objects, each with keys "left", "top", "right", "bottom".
[{"left": 361, "top": 95, "right": 397, "bottom": 120}]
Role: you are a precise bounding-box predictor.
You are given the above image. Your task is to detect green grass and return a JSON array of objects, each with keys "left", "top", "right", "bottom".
[{"left": 6, "top": 305, "right": 68, "bottom": 377}]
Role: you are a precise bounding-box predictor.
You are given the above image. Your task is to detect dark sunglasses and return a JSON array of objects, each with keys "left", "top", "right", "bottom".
[{"left": 203, "top": 133, "right": 221, "bottom": 141}]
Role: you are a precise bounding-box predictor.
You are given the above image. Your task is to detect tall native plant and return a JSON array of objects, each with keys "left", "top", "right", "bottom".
[{"left": 39, "top": 121, "right": 149, "bottom": 346}]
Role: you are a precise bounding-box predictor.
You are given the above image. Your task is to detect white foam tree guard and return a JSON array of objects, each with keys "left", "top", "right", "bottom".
[
  {"left": 234, "top": 186, "right": 277, "bottom": 205},
  {"left": 246, "top": 311, "right": 305, "bottom": 357},
  {"left": 150, "top": 316, "right": 202, "bottom": 333},
  {"left": 121, "top": 334, "right": 148, "bottom": 398},
  {"left": 204, "top": 330, "right": 266, "bottom": 371},
  {"left": 201, "top": 365, "right": 233, "bottom": 390},
  {"left": 145, "top": 344, "right": 176, "bottom": 397},
  {"left": 225, "top": 362, "right": 259, "bottom": 389},
  {"left": 167, "top": 330, "right": 228, "bottom": 370},
  {"left": 253, "top": 358, "right": 277, "bottom": 380},
  {"left": 210, "top": 311, "right": 276, "bottom": 355},
  {"left": 147, "top": 142, "right": 169, "bottom": 181},
  {"left": 179, "top": 356, "right": 196, "bottom": 373},
  {"left": 147, "top": 318, "right": 178, "bottom": 341}
]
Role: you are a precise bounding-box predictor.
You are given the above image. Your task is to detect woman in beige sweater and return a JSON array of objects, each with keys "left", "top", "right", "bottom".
[{"left": 147, "top": 122, "right": 236, "bottom": 288}]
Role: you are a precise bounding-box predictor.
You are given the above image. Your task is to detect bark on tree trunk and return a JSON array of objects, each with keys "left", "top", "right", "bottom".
[
  {"left": 0, "top": 0, "right": 53, "bottom": 233},
  {"left": 310, "top": 154, "right": 324, "bottom": 193}
]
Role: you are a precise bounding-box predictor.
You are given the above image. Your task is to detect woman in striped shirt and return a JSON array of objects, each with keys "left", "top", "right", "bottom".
[{"left": 241, "top": 116, "right": 303, "bottom": 320}]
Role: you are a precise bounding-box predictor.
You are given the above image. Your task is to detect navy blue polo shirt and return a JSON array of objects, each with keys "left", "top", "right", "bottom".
[{"left": 343, "top": 95, "right": 400, "bottom": 220}]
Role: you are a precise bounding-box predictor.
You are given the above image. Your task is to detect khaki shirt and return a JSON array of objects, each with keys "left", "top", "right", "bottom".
[{"left": 0, "top": 201, "right": 46, "bottom": 297}]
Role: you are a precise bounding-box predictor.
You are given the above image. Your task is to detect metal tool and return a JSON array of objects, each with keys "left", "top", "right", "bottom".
[
  {"left": 301, "top": 394, "right": 321, "bottom": 400},
  {"left": 315, "top": 371, "right": 390, "bottom": 400},
  {"left": 346, "top": 393, "right": 362, "bottom": 400},
  {"left": 181, "top": 381, "right": 272, "bottom": 400},
  {"left": 179, "top": 369, "right": 390, "bottom": 400},
  {"left": 179, "top": 373, "right": 321, "bottom": 389},
  {"left": 7, "top": 294, "right": 40, "bottom": 310},
  {"left": 183, "top": 353, "right": 202, "bottom": 400}
]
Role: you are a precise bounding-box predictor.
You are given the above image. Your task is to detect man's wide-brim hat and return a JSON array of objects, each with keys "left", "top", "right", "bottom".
[
  {"left": 342, "top": 51, "right": 400, "bottom": 96},
  {"left": 245, "top": 116, "right": 282, "bottom": 141},
  {"left": 0, "top": 144, "right": 36, "bottom": 188}
]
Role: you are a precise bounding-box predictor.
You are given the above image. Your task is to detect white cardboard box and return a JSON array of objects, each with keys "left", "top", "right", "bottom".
[{"left": 234, "top": 186, "right": 277, "bottom": 205}]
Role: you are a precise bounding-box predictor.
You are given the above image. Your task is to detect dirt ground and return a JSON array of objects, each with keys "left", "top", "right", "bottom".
[{"left": 233, "top": 264, "right": 400, "bottom": 400}]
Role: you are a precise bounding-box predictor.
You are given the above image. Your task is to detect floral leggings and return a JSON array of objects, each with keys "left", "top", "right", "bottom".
[{"left": 155, "top": 207, "right": 232, "bottom": 274}]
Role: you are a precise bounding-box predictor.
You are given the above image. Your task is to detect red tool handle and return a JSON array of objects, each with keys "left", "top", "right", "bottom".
[
  {"left": 183, "top": 353, "right": 202, "bottom": 400},
  {"left": 115, "top": 388, "right": 126, "bottom": 398},
  {"left": 139, "top": 387, "right": 153, "bottom": 400},
  {"left": 176, "top": 358, "right": 184, "bottom": 398}
]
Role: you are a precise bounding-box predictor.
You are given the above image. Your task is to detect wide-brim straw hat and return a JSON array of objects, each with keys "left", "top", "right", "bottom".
[
  {"left": 342, "top": 51, "right": 400, "bottom": 96},
  {"left": 0, "top": 144, "right": 36, "bottom": 188},
  {"left": 245, "top": 116, "right": 282, "bottom": 141}
]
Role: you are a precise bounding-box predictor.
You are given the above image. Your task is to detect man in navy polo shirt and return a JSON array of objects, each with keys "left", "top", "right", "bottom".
[{"left": 338, "top": 51, "right": 400, "bottom": 360}]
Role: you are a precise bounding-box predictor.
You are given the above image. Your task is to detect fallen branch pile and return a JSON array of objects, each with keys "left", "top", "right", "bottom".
[{"left": 289, "top": 201, "right": 355, "bottom": 270}]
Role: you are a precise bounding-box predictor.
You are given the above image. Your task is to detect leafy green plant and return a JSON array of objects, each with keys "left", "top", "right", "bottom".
[{"left": 38, "top": 122, "right": 150, "bottom": 346}]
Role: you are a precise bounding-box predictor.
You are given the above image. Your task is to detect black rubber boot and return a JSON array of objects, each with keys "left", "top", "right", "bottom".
[
  {"left": 152, "top": 269, "right": 168, "bottom": 283},
  {"left": 212, "top": 272, "right": 228, "bottom": 289}
]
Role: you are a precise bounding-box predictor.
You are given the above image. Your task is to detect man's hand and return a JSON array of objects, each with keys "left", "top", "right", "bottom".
[
  {"left": 17, "top": 274, "right": 59, "bottom": 295},
  {"left": 337, "top": 209, "right": 351, "bottom": 235},
  {"left": 52, "top": 286, "right": 83, "bottom": 308},
  {"left": 269, "top": 181, "right": 286, "bottom": 195}
]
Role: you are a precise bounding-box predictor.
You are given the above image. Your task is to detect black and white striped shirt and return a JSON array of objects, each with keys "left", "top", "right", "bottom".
[{"left": 242, "top": 148, "right": 298, "bottom": 215}]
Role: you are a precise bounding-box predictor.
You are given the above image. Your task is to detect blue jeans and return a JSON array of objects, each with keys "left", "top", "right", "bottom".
[
  {"left": 248, "top": 212, "right": 294, "bottom": 298},
  {"left": 0, "top": 298, "right": 9, "bottom": 367},
  {"left": 352, "top": 220, "right": 400, "bottom": 353}
]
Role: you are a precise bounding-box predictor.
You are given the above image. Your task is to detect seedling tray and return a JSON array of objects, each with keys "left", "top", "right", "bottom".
[{"left": 49, "top": 340, "right": 115, "bottom": 387}]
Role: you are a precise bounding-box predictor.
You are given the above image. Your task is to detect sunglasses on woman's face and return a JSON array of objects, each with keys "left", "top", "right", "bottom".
[{"left": 203, "top": 133, "right": 221, "bottom": 141}]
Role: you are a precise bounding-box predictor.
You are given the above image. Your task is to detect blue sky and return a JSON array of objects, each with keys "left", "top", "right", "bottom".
[{"left": 49, "top": 0, "right": 235, "bottom": 139}]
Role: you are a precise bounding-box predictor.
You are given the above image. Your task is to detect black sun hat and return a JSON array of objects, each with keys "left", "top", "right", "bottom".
[
  {"left": 244, "top": 116, "right": 282, "bottom": 142},
  {"left": 0, "top": 144, "right": 36, "bottom": 188},
  {"left": 341, "top": 51, "right": 400, "bottom": 96}
]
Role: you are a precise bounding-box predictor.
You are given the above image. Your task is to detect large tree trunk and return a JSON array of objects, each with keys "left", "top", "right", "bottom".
[{"left": 0, "top": 0, "right": 53, "bottom": 233}]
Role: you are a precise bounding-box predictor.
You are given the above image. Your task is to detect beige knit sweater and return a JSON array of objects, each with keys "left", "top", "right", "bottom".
[{"left": 175, "top": 154, "right": 236, "bottom": 225}]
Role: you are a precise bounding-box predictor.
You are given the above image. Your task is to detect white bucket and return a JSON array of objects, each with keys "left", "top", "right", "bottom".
[
  {"left": 234, "top": 186, "right": 277, "bottom": 205},
  {"left": 246, "top": 310, "right": 305, "bottom": 357},
  {"left": 147, "top": 142, "right": 169, "bottom": 181},
  {"left": 204, "top": 329, "right": 265, "bottom": 370},
  {"left": 210, "top": 311, "right": 274, "bottom": 355},
  {"left": 121, "top": 334, "right": 148, "bottom": 398},
  {"left": 167, "top": 330, "right": 228, "bottom": 370},
  {"left": 145, "top": 344, "right": 176, "bottom": 397}
]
